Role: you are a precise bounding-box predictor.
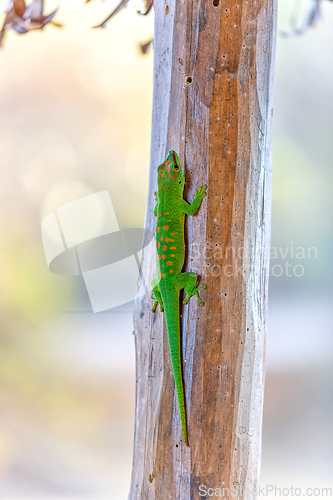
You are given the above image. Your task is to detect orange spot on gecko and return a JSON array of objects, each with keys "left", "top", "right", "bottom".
[
  {"left": 166, "top": 261, "right": 173, "bottom": 266},
  {"left": 157, "top": 242, "right": 161, "bottom": 248},
  {"left": 169, "top": 270, "right": 173, "bottom": 273},
  {"left": 160, "top": 160, "right": 170, "bottom": 172},
  {"left": 157, "top": 227, "right": 161, "bottom": 232},
  {"left": 168, "top": 219, "right": 172, "bottom": 222},
  {"left": 171, "top": 254, "right": 175, "bottom": 257},
  {"left": 158, "top": 174, "right": 165, "bottom": 178},
  {"left": 160, "top": 273, "right": 166, "bottom": 277},
  {"left": 160, "top": 236, "right": 163, "bottom": 241},
  {"left": 170, "top": 246, "right": 176, "bottom": 249},
  {"left": 164, "top": 225, "right": 169, "bottom": 231},
  {"left": 170, "top": 233, "right": 175, "bottom": 236},
  {"left": 164, "top": 212, "right": 169, "bottom": 215},
  {"left": 163, "top": 245, "right": 167, "bottom": 251},
  {"left": 162, "top": 254, "right": 167, "bottom": 260},
  {"left": 157, "top": 255, "right": 161, "bottom": 260},
  {"left": 158, "top": 213, "right": 162, "bottom": 217},
  {"left": 165, "top": 238, "right": 174, "bottom": 242}
]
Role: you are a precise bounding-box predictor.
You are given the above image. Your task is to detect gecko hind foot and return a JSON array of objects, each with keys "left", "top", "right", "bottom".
[
  {"left": 151, "top": 278, "right": 164, "bottom": 312},
  {"left": 183, "top": 287, "right": 205, "bottom": 306},
  {"left": 151, "top": 299, "right": 158, "bottom": 313},
  {"left": 178, "top": 273, "right": 206, "bottom": 306},
  {"left": 152, "top": 301, "right": 163, "bottom": 313}
]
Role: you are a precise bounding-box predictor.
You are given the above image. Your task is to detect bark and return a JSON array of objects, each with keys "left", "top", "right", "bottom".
[{"left": 130, "top": 0, "right": 277, "bottom": 498}]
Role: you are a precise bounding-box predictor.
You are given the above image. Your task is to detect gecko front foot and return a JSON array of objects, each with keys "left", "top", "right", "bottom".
[{"left": 194, "top": 185, "right": 207, "bottom": 202}]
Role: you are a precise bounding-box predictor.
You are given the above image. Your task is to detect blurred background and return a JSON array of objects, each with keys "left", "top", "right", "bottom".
[{"left": 0, "top": 0, "right": 332, "bottom": 498}]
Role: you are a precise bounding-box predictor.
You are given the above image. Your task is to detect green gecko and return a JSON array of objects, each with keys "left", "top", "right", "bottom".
[{"left": 151, "top": 150, "right": 207, "bottom": 447}]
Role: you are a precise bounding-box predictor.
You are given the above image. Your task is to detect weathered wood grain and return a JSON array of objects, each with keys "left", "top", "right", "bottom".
[{"left": 129, "top": 1, "right": 277, "bottom": 498}]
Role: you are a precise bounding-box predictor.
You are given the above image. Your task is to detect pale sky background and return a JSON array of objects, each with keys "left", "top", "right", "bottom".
[{"left": 0, "top": 1, "right": 332, "bottom": 498}]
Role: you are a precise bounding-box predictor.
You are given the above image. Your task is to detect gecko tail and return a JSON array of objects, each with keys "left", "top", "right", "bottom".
[
  {"left": 174, "top": 373, "right": 189, "bottom": 447},
  {"left": 183, "top": 422, "right": 189, "bottom": 447},
  {"left": 163, "top": 290, "right": 189, "bottom": 447},
  {"left": 173, "top": 366, "right": 189, "bottom": 447}
]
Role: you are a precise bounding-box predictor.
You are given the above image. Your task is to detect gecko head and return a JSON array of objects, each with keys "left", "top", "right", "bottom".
[{"left": 157, "top": 151, "right": 185, "bottom": 191}]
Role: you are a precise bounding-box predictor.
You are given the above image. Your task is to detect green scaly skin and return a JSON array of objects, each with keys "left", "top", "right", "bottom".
[{"left": 151, "top": 150, "right": 207, "bottom": 447}]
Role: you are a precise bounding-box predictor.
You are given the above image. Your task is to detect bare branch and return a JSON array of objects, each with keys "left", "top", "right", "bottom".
[
  {"left": 92, "top": 0, "right": 130, "bottom": 29},
  {"left": 281, "top": 0, "right": 332, "bottom": 36}
]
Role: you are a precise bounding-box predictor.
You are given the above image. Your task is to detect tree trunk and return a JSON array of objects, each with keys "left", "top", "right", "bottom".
[{"left": 129, "top": 0, "right": 277, "bottom": 498}]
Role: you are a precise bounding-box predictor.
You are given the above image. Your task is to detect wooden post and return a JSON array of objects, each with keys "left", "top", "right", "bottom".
[{"left": 130, "top": 0, "right": 277, "bottom": 498}]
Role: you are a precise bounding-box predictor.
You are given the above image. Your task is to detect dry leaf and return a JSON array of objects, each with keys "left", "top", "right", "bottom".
[
  {"left": 0, "top": 0, "right": 59, "bottom": 46},
  {"left": 139, "top": 38, "right": 152, "bottom": 54},
  {"left": 137, "top": 0, "right": 153, "bottom": 16}
]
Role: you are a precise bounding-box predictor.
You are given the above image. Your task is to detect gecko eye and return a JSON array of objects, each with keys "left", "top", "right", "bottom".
[{"left": 174, "top": 164, "right": 179, "bottom": 171}]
